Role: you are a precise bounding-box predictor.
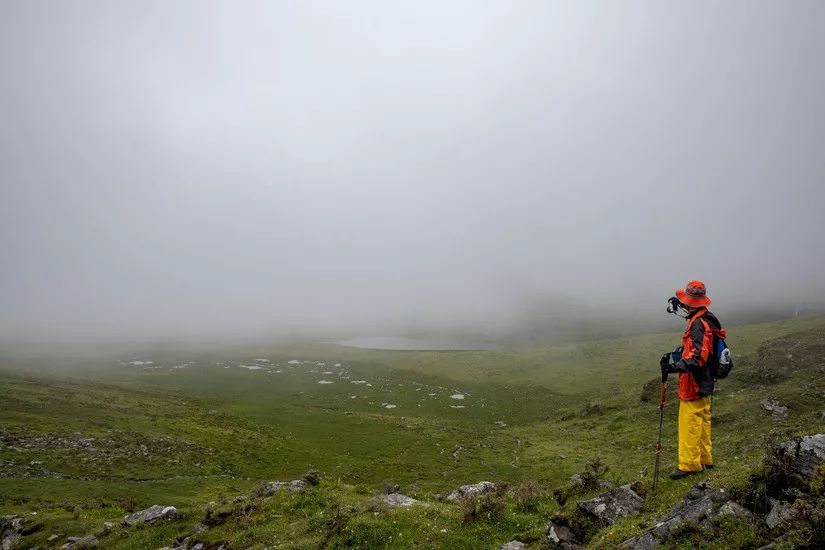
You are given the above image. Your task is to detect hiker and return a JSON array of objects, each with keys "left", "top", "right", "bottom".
[{"left": 660, "top": 280, "right": 727, "bottom": 480}]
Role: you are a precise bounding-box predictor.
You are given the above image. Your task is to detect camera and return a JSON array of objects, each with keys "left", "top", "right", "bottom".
[{"left": 667, "top": 296, "right": 685, "bottom": 316}]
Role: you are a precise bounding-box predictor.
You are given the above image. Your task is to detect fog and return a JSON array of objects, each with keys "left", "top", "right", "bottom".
[{"left": 1, "top": 1, "right": 824, "bottom": 345}]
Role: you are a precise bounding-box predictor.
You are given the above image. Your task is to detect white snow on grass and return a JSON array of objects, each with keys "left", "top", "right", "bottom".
[
  {"left": 450, "top": 393, "right": 465, "bottom": 400},
  {"left": 288, "top": 360, "right": 300, "bottom": 364},
  {"left": 318, "top": 380, "right": 333, "bottom": 384},
  {"left": 322, "top": 371, "right": 333, "bottom": 375},
  {"left": 239, "top": 365, "right": 263, "bottom": 370},
  {"left": 450, "top": 405, "right": 465, "bottom": 409},
  {"left": 351, "top": 380, "right": 368, "bottom": 385},
  {"left": 334, "top": 363, "right": 342, "bottom": 367},
  {"left": 382, "top": 403, "right": 397, "bottom": 409},
  {"left": 127, "top": 361, "right": 154, "bottom": 366},
  {"left": 254, "top": 358, "right": 269, "bottom": 362}
]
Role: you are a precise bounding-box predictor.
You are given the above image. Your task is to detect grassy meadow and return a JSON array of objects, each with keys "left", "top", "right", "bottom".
[{"left": 1, "top": 315, "right": 824, "bottom": 548}]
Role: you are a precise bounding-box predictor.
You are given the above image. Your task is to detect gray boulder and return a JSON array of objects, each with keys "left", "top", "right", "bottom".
[
  {"left": 760, "top": 399, "right": 788, "bottom": 420},
  {"left": 122, "top": 505, "right": 179, "bottom": 526},
  {"left": 577, "top": 484, "right": 644, "bottom": 526},
  {"left": 773, "top": 433, "right": 825, "bottom": 480},
  {"left": 446, "top": 481, "right": 497, "bottom": 501},
  {"left": 499, "top": 542, "right": 527, "bottom": 550},
  {"left": 383, "top": 493, "right": 420, "bottom": 507}
]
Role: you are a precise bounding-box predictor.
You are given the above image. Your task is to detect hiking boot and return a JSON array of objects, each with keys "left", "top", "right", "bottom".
[
  {"left": 702, "top": 464, "right": 714, "bottom": 470},
  {"left": 669, "top": 469, "right": 699, "bottom": 480}
]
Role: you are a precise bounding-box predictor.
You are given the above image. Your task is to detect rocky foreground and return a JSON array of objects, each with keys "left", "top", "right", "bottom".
[{"left": 2, "top": 433, "right": 822, "bottom": 549}]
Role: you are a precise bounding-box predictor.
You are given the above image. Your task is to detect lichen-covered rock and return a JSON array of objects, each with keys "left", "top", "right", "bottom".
[
  {"left": 716, "top": 501, "right": 752, "bottom": 520},
  {"left": 446, "top": 481, "right": 497, "bottom": 501},
  {"left": 1, "top": 516, "right": 23, "bottom": 550},
  {"left": 383, "top": 493, "right": 419, "bottom": 507},
  {"left": 122, "top": 505, "right": 179, "bottom": 526},
  {"left": 499, "top": 541, "right": 527, "bottom": 550},
  {"left": 568, "top": 473, "right": 614, "bottom": 491},
  {"left": 60, "top": 535, "right": 98, "bottom": 549},
  {"left": 760, "top": 399, "right": 788, "bottom": 420},
  {"left": 546, "top": 520, "right": 578, "bottom": 544},
  {"left": 254, "top": 479, "right": 310, "bottom": 497},
  {"left": 765, "top": 498, "right": 795, "bottom": 529},
  {"left": 577, "top": 484, "right": 644, "bottom": 525}
]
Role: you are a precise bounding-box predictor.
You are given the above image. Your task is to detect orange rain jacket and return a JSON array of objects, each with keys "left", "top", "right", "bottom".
[{"left": 675, "top": 308, "right": 727, "bottom": 401}]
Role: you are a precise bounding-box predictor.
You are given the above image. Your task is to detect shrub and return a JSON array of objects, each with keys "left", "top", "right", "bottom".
[
  {"left": 511, "top": 480, "right": 545, "bottom": 512},
  {"left": 579, "top": 457, "right": 609, "bottom": 490},
  {"left": 460, "top": 484, "right": 508, "bottom": 524}
]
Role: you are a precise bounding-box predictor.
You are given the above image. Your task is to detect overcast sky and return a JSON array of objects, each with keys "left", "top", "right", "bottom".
[{"left": 1, "top": 1, "right": 824, "bottom": 343}]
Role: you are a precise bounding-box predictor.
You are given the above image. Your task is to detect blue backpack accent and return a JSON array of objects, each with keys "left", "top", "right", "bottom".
[
  {"left": 713, "top": 337, "right": 733, "bottom": 379},
  {"left": 671, "top": 347, "right": 682, "bottom": 364}
]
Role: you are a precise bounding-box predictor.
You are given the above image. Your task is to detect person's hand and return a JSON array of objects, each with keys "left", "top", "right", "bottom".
[
  {"left": 661, "top": 362, "right": 677, "bottom": 377},
  {"left": 660, "top": 352, "right": 672, "bottom": 367}
]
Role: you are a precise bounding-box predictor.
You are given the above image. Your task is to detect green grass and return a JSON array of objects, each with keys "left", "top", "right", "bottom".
[{"left": 1, "top": 315, "right": 824, "bottom": 548}]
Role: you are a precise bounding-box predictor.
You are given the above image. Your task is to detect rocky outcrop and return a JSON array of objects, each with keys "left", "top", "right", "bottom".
[
  {"left": 622, "top": 433, "right": 825, "bottom": 549},
  {"left": 446, "top": 481, "right": 498, "bottom": 501},
  {"left": 499, "top": 541, "right": 526, "bottom": 549},
  {"left": 577, "top": 484, "right": 644, "bottom": 526},
  {"left": 122, "top": 505, "right": 180, "bottom": 526},
  {"left": 621, "top": 483, "right": 734, "bottom": 549},
  {"left": 772, "top": 433, "right": 825, "bottom": 480}
]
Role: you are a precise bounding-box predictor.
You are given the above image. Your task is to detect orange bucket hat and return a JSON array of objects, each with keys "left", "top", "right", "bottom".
[{"left": 675, "top": 280, "right": 712, "bottom": 308}]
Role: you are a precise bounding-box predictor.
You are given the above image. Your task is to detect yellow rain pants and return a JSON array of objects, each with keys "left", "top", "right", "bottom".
[{"left": 678, "top": 396, "right": 712, "bottom": 472}]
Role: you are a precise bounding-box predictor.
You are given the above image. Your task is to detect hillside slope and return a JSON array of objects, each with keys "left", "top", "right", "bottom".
[{"left": 1, "top": 316, "right": 823, "bottom": 548}]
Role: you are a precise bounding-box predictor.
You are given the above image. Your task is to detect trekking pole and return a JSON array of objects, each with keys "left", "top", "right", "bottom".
[{"left": 652, "top": 371, "right": 667, "bottom": 496}]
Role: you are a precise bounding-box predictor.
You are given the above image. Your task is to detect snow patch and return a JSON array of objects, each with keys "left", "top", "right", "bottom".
[{"left": 450, "top": 393, "right": 465, "bottom": 400}]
